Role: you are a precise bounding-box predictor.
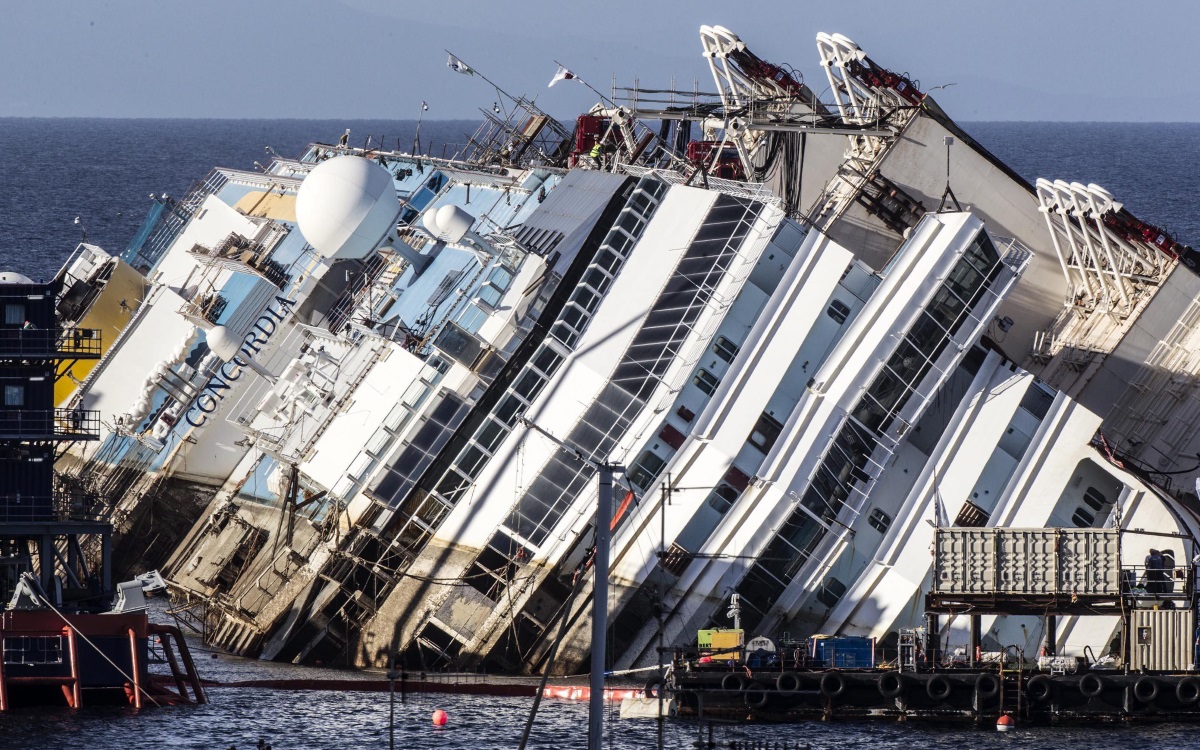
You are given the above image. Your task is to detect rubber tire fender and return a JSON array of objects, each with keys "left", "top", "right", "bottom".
[
  {"left": 1178, "top": 676, "right": 1200, "bottom": 705},
  {"left": 878, "top": 670, "right": 905, "bottom": 699},
  {"left": 721, "top": 672, "right": 748, "bottom": 693},
  {"left": 1134, "top": 676, "right": 1159, "bottom": 703},
  {"left": 644, "top": 676, "right": 665, "bottom": 700},
  {"left": 926, "top": 674, "right": 953, "bottom": 702},
  {"left": 1026, "top": 674, "right": 1053, "bottom": 703},
  {"left": 975, "top": 672, "right": 1000, "bottom": 700},
  {"left": 743, "top": 681, "right": 770, "bottom": 709},
  {"left": 1079, "top": 672, "right": 1105, "bottom": 699},
  {"left": 820, "top": 671, "right": 846, "bottom": 698},
  {"left": 776, "top": 671, "right": 801, "bottom": 694}
]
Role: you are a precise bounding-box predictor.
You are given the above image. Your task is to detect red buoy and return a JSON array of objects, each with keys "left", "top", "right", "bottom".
[
  {"left": 432, "top": 709, "right": 448, "bottom": 727},
  {"left": 996, "top": 714, "right": 1015, "bottom": 732}
]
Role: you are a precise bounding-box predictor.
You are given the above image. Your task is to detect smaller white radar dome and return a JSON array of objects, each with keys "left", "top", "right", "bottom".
[
  {"left": 422, "top": 207, "right": 444, "bottom": 237},
  {"left": 296, "top": 156, "right": 401, "bottom": 261},
  {"left": 0, "top": 272, "right": 36, "bottom": 284},
  {"left": 206, "top": 325, "right": 241, "bottom": 362},
  {"left": 434, "top": 204, "right": 475, "bottom": 244}
]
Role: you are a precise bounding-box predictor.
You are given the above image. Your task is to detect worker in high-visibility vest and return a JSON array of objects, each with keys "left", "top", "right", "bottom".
[{"left": 588, "top": 141, "right": 603, "bottom": 168}]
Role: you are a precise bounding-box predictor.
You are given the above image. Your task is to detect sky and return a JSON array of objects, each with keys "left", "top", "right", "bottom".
[{"left": 2, "top": 0, "right": 1198, "bottom": 121}]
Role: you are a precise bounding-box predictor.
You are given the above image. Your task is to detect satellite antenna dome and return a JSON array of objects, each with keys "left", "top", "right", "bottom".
[
  {"left": 0, "top": 272, "right": 36, "bottom": 284},
  {"left": 206, "top": 325, "right": 242, "bottom": 363},
  {"left": 296, "top": 156, "right": 401, "bottom": 261},
  {"left": 422, "top": 206, "right": 444, "bottom": 237},
  {"left": 434, "top": 204, "right": 475, "bottom": 244}
]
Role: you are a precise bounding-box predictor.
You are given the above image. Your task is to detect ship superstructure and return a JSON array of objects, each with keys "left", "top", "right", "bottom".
[{"left": 32, "top": 22, "right": 1200, "bottom": 681}]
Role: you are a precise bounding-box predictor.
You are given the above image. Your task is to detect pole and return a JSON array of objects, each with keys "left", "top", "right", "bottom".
[
  {"left": 588, "top": 464, "right": 613, "bottom": 750},
  {"left": 657, "top": 473, "right": 669, "bottom": 750},
  {"left": 387, "top": 653, "right": 398, "bottom": 750}
]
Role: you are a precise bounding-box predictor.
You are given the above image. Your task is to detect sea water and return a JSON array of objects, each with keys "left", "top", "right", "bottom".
[{"left": 1, "top": 118, "right": 1198, "bottom": 748}]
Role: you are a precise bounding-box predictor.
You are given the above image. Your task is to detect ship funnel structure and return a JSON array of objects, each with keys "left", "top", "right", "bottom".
[
  {"left": 207, "top": 325, "right": 277, "bottom": 383},
  {"left": 295, "top": 155, "right": 401, "bottom": 262},
  {"left": 1035, "top": 178, "right": 1175, "bottom": 312}
]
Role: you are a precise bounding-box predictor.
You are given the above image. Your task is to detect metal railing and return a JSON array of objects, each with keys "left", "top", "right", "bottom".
[
  {"left": 0, "top": 490, "right": 108, "bottom": 523},
  {"left": 0, "top": 408, "right": 101, "bottom": 439},
  {"left": 0, "top": 328, "right": 102, "bottom": 359}
]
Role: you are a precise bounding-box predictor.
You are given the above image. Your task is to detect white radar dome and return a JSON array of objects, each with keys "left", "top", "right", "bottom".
[
  {"left": 0, "top": 271, "right": 36, "bottom": 284},
  {"left": 206, "top": 325, "right": 242, "bottom": 362},
  {"left": 434, "top": 204, "right": 475, "bottom": 244},
  {"left": 296, "top": 156, "right": 401, "bottom": 261}
]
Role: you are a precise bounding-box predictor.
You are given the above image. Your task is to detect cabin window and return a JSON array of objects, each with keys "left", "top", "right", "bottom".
[
  {"left": 627, "top": 450, "right": 667, "bottom": 490},
  {"left": 706, "top": 483, "right": 739, "bottom": 513},
  {"left": 3, "top": 385, "right": 23, "bottom": 407},
  {"left": 868, "top": 508, "right": 892, "bottom": 533},
  {"left": 4, "top": 303, "right": 24, "bottom": 326},
  {"left": 826, "top": 299, "right": 851, "bottom": 325},
  {"left": 1083, "top": 486, "right": 1108, "bottom": 512},
  {"left": 816, "top": 577, "right": 847, "bottom": 608},
  {"left": 693, "top": 369, "right": 720, "bottom": 396},
  {"left": 713, "top": 336, "right": 739, "bottom": 363},
  {"left": 747, "top": 412, "right": 784, "bottom": 454},
  {"left": 1071, "top": 507, "right": 1096, "bottom": 528}
]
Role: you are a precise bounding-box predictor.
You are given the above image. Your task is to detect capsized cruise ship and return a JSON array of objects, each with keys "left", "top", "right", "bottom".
[{"left": 40, "top": 25, "right": 1200, "bottom": 675}]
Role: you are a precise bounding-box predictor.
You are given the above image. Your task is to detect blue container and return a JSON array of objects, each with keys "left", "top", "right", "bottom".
[{"left": 811, "top": 636, "right": 875, "bottom": 668}]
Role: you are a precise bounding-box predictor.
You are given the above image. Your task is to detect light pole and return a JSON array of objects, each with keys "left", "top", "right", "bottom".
[{"left": 517, "top": 417, "right": 623, "bottom": 750}]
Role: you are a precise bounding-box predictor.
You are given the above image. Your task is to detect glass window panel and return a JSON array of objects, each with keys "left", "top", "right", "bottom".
[
  {"left": 693, "top": 369, "right": 720, "bottom": 396},
  {"left": 826, "top": 300, "right": 851, "bottom": 325},
  {"left": 713, "top": 335, "right": 739, "bottom": 363}
]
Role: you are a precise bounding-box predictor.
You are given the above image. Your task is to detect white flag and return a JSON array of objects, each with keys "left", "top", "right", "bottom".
[
  {"left": 548, "top": 65, "right": 576, "bottom": 88},
  {"left": 447, "top": 54, "right": 474, "bottom": 76}
]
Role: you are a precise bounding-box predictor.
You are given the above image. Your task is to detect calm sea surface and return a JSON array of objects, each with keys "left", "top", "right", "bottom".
[{"left": 0, "top": 119, "right": 1198, "bottom": 748}]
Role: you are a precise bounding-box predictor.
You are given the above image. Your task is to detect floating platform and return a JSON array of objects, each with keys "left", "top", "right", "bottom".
[{"left": 670, "top": 666, "right": 1200, "bottom": 724}]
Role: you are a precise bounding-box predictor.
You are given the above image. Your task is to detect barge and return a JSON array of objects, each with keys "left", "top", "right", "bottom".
[{"left": 664, "top": 526, "right": 1200, "bottom": 724}]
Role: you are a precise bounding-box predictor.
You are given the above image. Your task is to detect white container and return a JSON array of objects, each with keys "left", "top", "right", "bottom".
[{"left": 1130, "top": 608, "right": 1194, "bottom": 672}]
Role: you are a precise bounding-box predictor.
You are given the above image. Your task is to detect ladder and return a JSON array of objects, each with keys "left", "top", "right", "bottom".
[{"left": 999, "top": 658, "right": 1023, "bottom": 720}]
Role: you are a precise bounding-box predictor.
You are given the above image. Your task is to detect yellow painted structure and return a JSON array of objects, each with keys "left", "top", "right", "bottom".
[{"left": 55, "top": 259, "right": 149, "bottom": 405}]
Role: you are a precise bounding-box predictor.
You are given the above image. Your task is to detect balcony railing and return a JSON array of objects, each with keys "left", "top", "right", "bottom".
[
  {"left": 0, "top": 328, "right": 102, "bottom": 359},
  {"left": 0, "top": 408, "right": 101, "bottom": 440},
  {"left": 0, "top": 490, "right": 108, "bottom": 524}
]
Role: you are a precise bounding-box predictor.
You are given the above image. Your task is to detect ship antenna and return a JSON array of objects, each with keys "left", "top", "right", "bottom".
[{"left": 939, "top": 135, "right": 963, "bottom": 212}]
